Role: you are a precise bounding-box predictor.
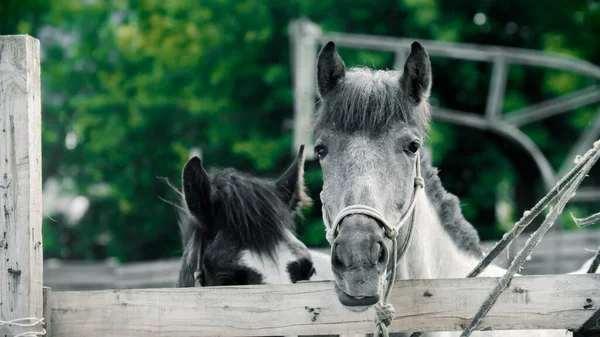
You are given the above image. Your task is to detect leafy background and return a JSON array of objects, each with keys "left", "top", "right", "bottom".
[{"left": 2, "top": 0, "right": 599, "bottom": 262}]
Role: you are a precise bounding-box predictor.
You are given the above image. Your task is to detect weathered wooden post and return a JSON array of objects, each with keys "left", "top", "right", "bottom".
[
  {"left": 0, "top": 35, "right": 43, "bottom": 337},
  {"left": 288, "top": 18, "right": 321, "bottom": 161}
]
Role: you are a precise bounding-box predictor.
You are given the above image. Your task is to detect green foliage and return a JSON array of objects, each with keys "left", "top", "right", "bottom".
[{"left": 2, "top": 0, "right": 599, "bottom": 261}]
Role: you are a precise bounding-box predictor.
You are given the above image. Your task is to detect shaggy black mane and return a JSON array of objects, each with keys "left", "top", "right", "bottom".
[
  {"left": 313, "top": 67, "right": 431, "bottom": 135},
  {"left": 205, "top": 168, "right": 296, "bottom": 254},
  {"left": 165, "top": 168, "right": 297, "bottom": 261}
]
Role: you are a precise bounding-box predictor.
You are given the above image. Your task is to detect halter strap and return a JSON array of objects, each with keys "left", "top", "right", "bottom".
[
  {"left": 324, "top": 152, "right": 424, "bottom": 245},
  {"left": 321, "top": 151, "right": 425, "bottom": 337}
]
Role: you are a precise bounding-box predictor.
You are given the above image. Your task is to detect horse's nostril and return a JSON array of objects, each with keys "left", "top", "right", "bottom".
[
  {"left": 369, "top": 242, "right": 380, "bottom": 265},
  {"left": 368, "top": 240, "right": 387, "bottom": 265},
  {"left": 332, "top": 243, "right": 345, "bottom": 268},
  {"left": 377, "top": 240, "right": 388, "bottom": 264},
  {"left": 369, "top": 242, "right": 379, "bottom": 264}
]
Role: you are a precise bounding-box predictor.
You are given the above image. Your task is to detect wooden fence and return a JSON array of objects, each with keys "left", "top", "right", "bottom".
[
  {"left": 0, "top": 34, "right": 44, "bottom": 337},
  {"left": 43, "top": 257, "right": 181, "bottom": 290},
  {"left": 2, "top": 34, "right": 600, "bottom": 337},
  {"left": 46, "top": 274, "right": 600, "bottom": 337}
]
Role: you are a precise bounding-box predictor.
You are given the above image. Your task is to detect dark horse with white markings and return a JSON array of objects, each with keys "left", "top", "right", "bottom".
[
  {"left": 173, "top": 145, "right": 332, "bottom": 288},
  {"left": 313, "top": 41, "right": 586, "bottom": 337}
]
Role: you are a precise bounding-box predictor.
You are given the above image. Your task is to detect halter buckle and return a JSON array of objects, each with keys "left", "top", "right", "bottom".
[
  {"left": 385, "top": 228, "right": 398, "bottom": 240},
  {"left": 414, "top": 176, "right": 425, "bottom": 188}
]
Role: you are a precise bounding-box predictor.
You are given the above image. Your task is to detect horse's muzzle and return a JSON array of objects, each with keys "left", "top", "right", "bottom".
[{"left": 334, "top": 282, "right": 380, "bottom": 308}]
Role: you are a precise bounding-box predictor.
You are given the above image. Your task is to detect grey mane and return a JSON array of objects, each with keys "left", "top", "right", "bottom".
[
  {"left": 313, "top": 67, "right": 430, "bottom": 135},
  {"left": 313, "top": 65, "right": 483, "bottom": 257},
  {"left": 419, "top": 150, "right": 484, "bottom": 256}
]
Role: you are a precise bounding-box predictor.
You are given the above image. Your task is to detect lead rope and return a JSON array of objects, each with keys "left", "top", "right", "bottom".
[
  {"left": 322, "top": 153, "right": 425, "bottom": 337},
  {"left": 373, "top": 161, "right": 423, "bottom": 337}
]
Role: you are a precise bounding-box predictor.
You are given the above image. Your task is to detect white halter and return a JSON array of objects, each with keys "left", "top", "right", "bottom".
[{"left": 320, "top": 151, "right": 425, "bottom": 337}]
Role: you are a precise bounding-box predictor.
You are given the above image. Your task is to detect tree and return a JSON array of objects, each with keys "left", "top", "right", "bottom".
[{"left": 2, "top": 0, "right": 598, "bottom": 261}]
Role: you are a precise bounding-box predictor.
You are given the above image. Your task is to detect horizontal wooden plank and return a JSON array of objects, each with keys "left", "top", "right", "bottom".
[
  {"left": 116, "top": 258, "right": 180, "bottom": 289},
  {"left": 48, "top": 274, "right": 600, "bottom": 336},
  {"left": 43, "top": 249, "right": 334, "bottom": 290},
  {"left": 43, "top": 258, "right": 180, "bottom": 290}
]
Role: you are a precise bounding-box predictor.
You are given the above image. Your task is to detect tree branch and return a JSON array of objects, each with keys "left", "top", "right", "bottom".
[
  {"left": 467, "top": 140, "right": 600, "bottom": 278},
  {"left": 587, "top": 247, "right": 600, "bottom": 274},
  {"left": 572, "top": 211, "right": 600, "bottom": 228},
  {"left": 409, "top": 140, "right": 600, "bottom": 337},
  {"left": 459, "top": 141, "right": 600, "bottom": 337}
]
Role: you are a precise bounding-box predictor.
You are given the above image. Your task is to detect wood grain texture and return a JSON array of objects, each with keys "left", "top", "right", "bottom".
[
  {"left": 0, "top": 35, "right": 43, "bottom": 337},
  {"left": 49, "top": 274, "right": 600, "bottom": 337}
]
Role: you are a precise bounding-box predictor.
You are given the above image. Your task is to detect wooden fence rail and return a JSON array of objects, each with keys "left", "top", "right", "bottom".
[
  {"left": 46, "top": 274, "right": 600, "bottom": 337},
  {"left": 43, "top": 257, "right": 181, "bottom": 290}
]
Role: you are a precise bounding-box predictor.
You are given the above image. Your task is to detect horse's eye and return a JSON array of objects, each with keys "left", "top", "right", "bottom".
[
  {"left": 314, "top": 144, "right": 328, "bottom": 159},
  {"left": 406, "top": 141, "right": 420, "bottom": 154}
]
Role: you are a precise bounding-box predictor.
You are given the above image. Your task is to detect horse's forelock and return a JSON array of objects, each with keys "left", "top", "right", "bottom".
[
  {"left": 209, "top": 169, "right": 295, "bottom": 260},
  {"left": 163, "top": 169, "right": 299, "bottom": 287},
  {"left": 313, "top": 67, "right": 431, "bottom": 135}
]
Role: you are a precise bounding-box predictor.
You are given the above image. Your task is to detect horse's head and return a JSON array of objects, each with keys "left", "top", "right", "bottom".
[
  {"left": 176, "top": 146, "right": 316, "bottom": 287},
  {"left": 313, "top": 41, "right": 432, "bottom": 309}
]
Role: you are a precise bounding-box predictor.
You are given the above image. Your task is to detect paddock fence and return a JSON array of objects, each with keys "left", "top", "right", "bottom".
[{"left": 2, "top": 31, "right": 600, "bottom": 337}]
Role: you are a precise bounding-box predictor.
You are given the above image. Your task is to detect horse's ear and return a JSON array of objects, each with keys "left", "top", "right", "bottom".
[
  {"left": 316, "top": 41, "right": 346, "bottom": 98},
  {"left": 182, "top": 156, "right": 212, "bottom": 227},
  {"left": 275, "top": 145, "right": 312, "bottom": 211},
  {"left": 400, "top": 41, "right": 432, "bottom": 104}
]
